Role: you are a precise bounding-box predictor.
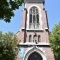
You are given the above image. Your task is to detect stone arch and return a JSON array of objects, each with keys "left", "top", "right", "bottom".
[{"left": 24, "top": 47, "right": 47, "bottom": 60}]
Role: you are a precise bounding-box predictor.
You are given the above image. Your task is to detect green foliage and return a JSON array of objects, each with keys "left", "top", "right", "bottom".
[
  {"left": 0, "top": 32, "right": 18, "bottom": 60},
  {"left": 50, "top": 23, "right": 60, "bottom": 60},
  {"left": 0, "top": 0, "right": 24, "bottom": 22}
]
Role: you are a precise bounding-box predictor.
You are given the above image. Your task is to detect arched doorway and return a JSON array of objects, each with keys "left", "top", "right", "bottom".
[
  {"left": 28, "top": 52, "right": 43, "bottom": 60},
  {"left": 24, "top": 47, "right": 47, "bottom": 60}
]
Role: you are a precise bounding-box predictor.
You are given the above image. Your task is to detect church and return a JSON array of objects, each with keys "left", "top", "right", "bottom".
[{"left": 16, "top": 0, "right": 55, "bottom": 60}]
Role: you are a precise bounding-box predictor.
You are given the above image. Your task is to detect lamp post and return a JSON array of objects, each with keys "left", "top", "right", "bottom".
[{"left": 34, "top": 32, "right": 37, "bottom": 44}]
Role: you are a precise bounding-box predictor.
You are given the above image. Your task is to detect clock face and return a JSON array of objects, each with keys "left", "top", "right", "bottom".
[{"left": 18, "top": 47, "right": 24, "bottom": 58}]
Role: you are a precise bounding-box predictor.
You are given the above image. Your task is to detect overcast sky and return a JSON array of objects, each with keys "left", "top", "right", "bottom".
[{"left": 0, "top": 0, "right": 60, "bottom": 33}]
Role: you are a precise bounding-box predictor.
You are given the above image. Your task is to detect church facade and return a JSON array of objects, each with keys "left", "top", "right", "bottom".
[{"left": 16, "top": 0, "right": 55, "bottom": 60}]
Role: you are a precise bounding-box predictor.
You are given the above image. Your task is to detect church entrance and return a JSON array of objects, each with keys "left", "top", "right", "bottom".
[{"left": 28, "top": 52, "right": 43, "bottom": 60}]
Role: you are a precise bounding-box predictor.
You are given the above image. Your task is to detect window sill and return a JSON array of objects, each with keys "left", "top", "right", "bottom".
[
  {"left": 18, "top": 42, "right": 50, "bottom": 47},
  {"left": 21, "top": 28, "right": 44, "bottom": 32},
  {"left": 26, "top": 29, "right": 43, "bottom": 32},
  {"left": 45, "top": 28, "right": 49, "bottom": 32}
]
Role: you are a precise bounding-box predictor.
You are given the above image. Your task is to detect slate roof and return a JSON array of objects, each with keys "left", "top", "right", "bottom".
[{"left": 24, "top": 0, "right": 44, "bottom": 3}]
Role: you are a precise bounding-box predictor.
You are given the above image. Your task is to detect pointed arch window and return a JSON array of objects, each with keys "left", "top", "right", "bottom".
[{"left": 29, "top": 6, "right": 39, "bottom": 29}]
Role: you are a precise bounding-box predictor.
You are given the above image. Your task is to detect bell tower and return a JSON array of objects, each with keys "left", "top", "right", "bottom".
[{"left": 16, "top": 0, "right": 55, "bottom": 60}]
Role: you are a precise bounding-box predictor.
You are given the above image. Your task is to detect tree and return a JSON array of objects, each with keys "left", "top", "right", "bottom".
[
  {"left": 49, "top": 23, "right": 60, "bottom": 60},
  {"left": 0, "top": 0, "right": 23, "bottom": 22},
  {"left": 0, "top": 32, "right": 18, "bottom": 60}
]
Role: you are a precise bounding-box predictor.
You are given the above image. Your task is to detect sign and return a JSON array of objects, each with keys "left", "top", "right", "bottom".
[{"left": 18, "top": 47, "right": 24, "bottom": 58}]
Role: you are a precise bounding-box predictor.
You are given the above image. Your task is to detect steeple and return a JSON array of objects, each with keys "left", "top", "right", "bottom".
[
  {"left": 16, "top": 0, "right": 55, "bottom": 60},
  {"left": 24, "top": 0, "right": 45, "bottom": 3}
]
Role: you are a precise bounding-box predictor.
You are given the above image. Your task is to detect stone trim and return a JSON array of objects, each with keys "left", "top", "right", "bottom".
[
  {"left": 18, "top": 42, "right": 50, "bottom": 47},
  {"left": 24, "top": 46, "right": 47, "bottom": 60}
]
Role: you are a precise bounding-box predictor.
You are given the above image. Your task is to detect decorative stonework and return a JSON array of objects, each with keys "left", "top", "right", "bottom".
[{"left": 24, "top": 46, "right": 47, "bottom": 60}]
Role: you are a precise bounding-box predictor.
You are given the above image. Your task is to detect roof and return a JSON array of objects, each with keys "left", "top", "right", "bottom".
[{"left": 24, "top": 0, "right": 45, "bottom": 3}]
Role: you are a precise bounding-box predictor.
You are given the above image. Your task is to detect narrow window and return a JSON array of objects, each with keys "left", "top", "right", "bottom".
[
  {"left": 38, "top": 35, "right": 40, "bottom": 42},
  {"left": 29, "top": 14, "right": 32, "bottom": 23},
  {"left": 29, "top": 14, "right": 32, "bottom": 28},
  {"left": 29, "top": 35, "right": 32, "bottom": 42},
  {"left": 33, "top": 15, "right": 35, "bottom": 23},
  {"left": 37, "top": 14, "right": 39, "bottom": 28},
  {"left": 37, "top": 14, "right": 39, "bottom": 23}
]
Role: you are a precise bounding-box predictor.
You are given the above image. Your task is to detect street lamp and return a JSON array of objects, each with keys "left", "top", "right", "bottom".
[{"left": 34, "top": 32, "right": 37, "bottom": 44}]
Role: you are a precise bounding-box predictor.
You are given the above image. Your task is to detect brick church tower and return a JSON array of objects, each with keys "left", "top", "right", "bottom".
[{"left": 16, "top": 0, "right": 55, "bottom": 60}]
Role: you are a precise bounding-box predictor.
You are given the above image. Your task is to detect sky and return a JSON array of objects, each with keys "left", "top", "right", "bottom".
[{"left": 0, "top": 0, "right": 60, "bottom": 33}]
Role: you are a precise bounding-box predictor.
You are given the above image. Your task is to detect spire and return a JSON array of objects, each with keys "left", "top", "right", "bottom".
[{"left": 24, "top": 0, "right": 45, "bottom": 4}]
